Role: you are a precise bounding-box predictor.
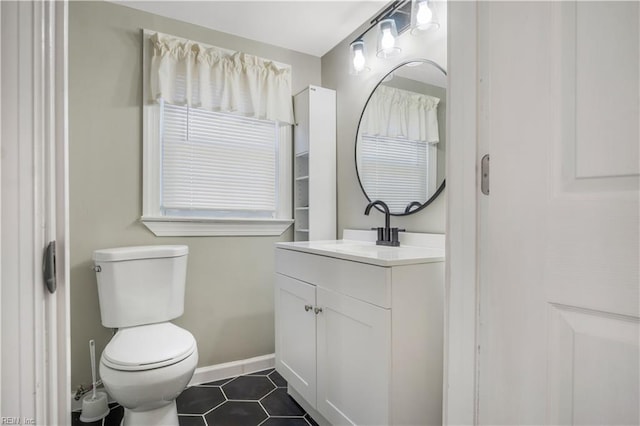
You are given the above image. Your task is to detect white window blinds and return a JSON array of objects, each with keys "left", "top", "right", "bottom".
[
  {"left": 359, "top": 134, "right": 429, "bottom": 212},
  {"left": 160, "top": 101, "right": 278, "bottom": 218}
]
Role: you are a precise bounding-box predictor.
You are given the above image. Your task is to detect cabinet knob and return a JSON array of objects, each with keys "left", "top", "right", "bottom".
[
  {"left": 314, "top": 307, "right": 323, "bottom": 315},
  {"left": 304, "top": 304, "right": 313, "bottom": 312}
]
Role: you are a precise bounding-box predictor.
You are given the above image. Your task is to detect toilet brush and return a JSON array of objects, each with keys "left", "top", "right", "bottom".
[{"left": 79, "top": 339, "right": 110, "bottom": 423}]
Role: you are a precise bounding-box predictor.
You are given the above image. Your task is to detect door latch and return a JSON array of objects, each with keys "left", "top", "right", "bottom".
[
  {"left": 481, "top": 154, "right": 490, "bottom": 195},
  {"left": 43, "top": 241, "right": 56, "bottom": 294}
]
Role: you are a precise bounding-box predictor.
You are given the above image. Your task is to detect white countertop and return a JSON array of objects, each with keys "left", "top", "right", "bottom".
[{"left": 276, "top": 231, "right": 445, "bottom": 267}]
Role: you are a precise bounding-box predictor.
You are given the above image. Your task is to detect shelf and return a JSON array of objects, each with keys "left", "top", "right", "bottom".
[{"left": 293, "top": 86, "right": 336, "bottom": 242}]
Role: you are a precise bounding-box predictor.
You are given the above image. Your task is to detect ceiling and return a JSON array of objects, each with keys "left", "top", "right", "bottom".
[{"left": 109, "top": 0, "right": 389, "bottom": 57}]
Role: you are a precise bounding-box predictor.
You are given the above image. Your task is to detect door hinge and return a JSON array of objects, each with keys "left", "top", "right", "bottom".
[
  {"left": 43, "top": 240, "right": 56, "bottom": 294},
  {"left": 481, "top": 154, "right": 490, "bottom": 195}
]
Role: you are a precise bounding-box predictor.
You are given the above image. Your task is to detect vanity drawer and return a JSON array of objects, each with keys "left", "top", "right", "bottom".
[{"left": 275, "top": 248, "right": 391, "bottom": 308}]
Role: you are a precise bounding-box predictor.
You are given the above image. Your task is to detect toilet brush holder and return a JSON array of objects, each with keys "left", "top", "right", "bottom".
[
  {"left": 80, "top": 339, "right": 110, "bottom": 423},
  {"left": 79, "top": 390, "right": 109, "bottom": 423}
]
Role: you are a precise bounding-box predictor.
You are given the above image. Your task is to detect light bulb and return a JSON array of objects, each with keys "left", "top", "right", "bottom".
[
  {"left": 353, "top": 49, "right": 365, "bottom": 72},
  {"left": 411, "top": 0, "right": 439, "bottom": 33},
  {"left": 416, "top": 1, "right": 432, "bottom": 25},
  {"left": 381, "top": 28, "right": 395, "bottom": 51},
  {"left": 376, "top": 19, "right": 401, "bottom": 58}
]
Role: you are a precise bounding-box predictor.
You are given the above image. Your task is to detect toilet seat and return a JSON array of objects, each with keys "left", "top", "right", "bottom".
[{"left": 102, "top": 322, "right": 196, "bottom": 371}]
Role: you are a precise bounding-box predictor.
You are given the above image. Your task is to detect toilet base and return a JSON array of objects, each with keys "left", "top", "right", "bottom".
[{"left": 121, "top": 401, "right": 178, "bottom": 426}]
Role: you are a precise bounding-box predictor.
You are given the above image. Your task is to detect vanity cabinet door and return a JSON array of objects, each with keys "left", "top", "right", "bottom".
[
  {"left": 275, "top": 274, "right": 317, "bottom": 406},
  {"left": 316, "top": 287, "right": 391, "bottom": 426}
]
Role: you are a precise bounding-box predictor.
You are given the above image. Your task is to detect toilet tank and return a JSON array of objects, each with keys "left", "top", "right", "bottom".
[{"left": 93, "top": 245, "right": 188, "bottom": 328}]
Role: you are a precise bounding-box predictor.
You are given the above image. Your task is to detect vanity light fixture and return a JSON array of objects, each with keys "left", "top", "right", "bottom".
[
  {"left": 410, "top": 0, "right": 440, "bottom": 34},
  {"left": 349, "top": 40, "right": 370, "bottom": 75},
  {"left": 348, "top": 0, "right": 413, "bottom": 76},
  {"left": 376, "top": 19, "right": 401, "bottom": 58}
]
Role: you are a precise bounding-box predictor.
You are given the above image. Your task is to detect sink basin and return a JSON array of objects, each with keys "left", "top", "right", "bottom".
[
  {"left": 317, "top": 240, "right": 443, "bottom": 259},
  {"left": 276, "top": 236, "right": 444, "bottom": 267}
]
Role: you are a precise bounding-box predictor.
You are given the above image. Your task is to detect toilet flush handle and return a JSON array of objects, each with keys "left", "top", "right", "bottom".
[{"left": 92, "top": 265, "right": 102, "bottom": 272}]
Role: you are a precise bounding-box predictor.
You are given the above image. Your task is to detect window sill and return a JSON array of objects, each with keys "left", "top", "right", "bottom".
[{"left": 141, "top": 216, "right": 294, "bottom": 237}]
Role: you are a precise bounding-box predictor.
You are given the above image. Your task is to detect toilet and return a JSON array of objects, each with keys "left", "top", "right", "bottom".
[{"left": 93, "top": 245, "right": 198, "bottom": 426}]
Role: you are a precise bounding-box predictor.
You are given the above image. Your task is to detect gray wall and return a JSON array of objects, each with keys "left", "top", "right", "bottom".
[
  {"left": 69, "top": 1, "right": 320, "bottom": 389},
  {"left": 321, "top": 4, "right": 447, "bottom": 234}
]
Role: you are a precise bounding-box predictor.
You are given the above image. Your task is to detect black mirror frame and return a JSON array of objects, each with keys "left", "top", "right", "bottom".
[{"left": 355, "top": 59, "right": 447, "bottom": 216}]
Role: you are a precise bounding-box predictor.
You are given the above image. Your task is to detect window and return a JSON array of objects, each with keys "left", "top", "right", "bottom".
[
  {"left": 161, "top": 102, "right": 280, "bottom": 218},
  {"left": 141, "top": 31, "right": 293, "bottom": 236}
]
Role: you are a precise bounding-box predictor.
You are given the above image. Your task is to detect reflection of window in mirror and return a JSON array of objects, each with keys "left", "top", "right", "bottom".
[
  {"left": 358, "top": 133, "right": 437, "bottom": 213},
  {"left": 357, "top": 83, "right": 441, "bottom": 212},
  {"left": 355, "top": 60, "right": 447, "bottom": 215},
  {"left": 382, "top": 73, "right": 447, "bottom": 189}
]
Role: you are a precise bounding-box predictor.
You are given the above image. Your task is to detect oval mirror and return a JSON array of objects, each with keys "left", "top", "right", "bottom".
[{"left": 355, "top": 59, "right": 446, "bottom": 216}]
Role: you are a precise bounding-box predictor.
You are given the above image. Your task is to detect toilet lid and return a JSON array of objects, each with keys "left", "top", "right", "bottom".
[{"left": 102, "top": 323, "right": 196, "bottom": 371}]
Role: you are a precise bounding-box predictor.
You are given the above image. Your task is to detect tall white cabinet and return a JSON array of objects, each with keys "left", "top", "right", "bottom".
[{"left": 293, "top": 86, "right": 336, "bottom": 241}]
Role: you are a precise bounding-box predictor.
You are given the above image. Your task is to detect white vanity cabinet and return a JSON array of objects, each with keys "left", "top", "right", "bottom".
[
  {"left": 315, "top": 285, "right": 391, "bottom": 425},
  {"left": 274, "top": 238, "right": 444, "bottom": 426},
  {"left": 275, "top": 274, "right": 317, "bottom": 404}
]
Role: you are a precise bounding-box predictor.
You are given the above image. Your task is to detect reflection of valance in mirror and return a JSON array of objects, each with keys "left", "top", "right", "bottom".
[
  {"left": 361, "top": 85, "right": 440, "bottom": 143},
  {"left": 149, "top": 32, "right": 294, "bottom": 124}
]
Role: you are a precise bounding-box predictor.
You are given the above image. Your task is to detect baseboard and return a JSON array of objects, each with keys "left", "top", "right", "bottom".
[
  {"left": 188, "top": 353, "right": 275, "bottom": 386},
  {"left": 71, "top": 354, "right": 275, "bottom": 411},
  {"left": 71, "top": 394, "right": 83, "bottom": 413}
]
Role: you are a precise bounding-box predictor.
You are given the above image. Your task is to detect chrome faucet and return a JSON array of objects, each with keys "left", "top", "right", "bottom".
[{"left": 364, "top": 200, "right": 404, "bottom": 246}]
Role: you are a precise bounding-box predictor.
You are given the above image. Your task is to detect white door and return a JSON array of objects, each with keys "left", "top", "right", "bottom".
[
  {"left": 477, "top": 1, "right": 639, "bottom": 424},
  {"left": 275, "top": 274, "right": 317, "bottom": 405},
  {"left": 316, "top": 287, "right": 390, "bottom": 426}
]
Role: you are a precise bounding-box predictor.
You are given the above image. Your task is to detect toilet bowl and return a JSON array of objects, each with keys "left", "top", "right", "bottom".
[
  {"left": 93, "top": 245, "right": 197, "bottom": 426},
  {"left": 99, "top": 323, "right": 198, "bottom": 425}
]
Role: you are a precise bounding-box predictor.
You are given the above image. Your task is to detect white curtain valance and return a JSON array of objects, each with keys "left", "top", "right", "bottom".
[
  {"left": 149, "top": 32, "right": 294, "bottom": 124},
  {"left": 361, "top": 85, "right": 440, "bottom": 143}
]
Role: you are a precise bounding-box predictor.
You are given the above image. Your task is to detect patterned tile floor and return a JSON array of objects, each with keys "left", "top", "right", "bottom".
[{"left": 72, "top": 369, "right": 319, "bottom": 426}]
